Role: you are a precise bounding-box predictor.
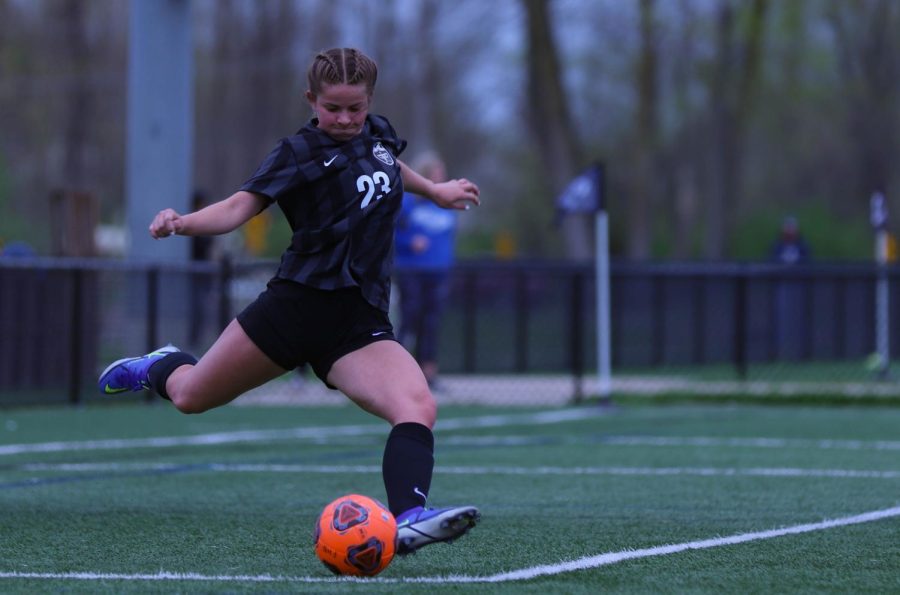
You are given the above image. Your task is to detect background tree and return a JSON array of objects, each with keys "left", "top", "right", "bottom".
[
  {"left": 629, "top": 0, "right": 660, "bottom": 259},
  {"left": 522, "top": 0, "right": 589, "bottom": 259},
  {"left": 0, "top": 0, "right": 896, "bottom": 261},
  {"left": 828, "top": 0, "right": 900, "bottom": 205},
  {"left": 704, "top": 0, "right": 768, "bottom": 259}
]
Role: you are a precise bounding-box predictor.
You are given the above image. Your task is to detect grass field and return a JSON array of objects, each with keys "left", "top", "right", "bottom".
[{"left": 0, "top": 400, "right": 898, "bottom": 593}]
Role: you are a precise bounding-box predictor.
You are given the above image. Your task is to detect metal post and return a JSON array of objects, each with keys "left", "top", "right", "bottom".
[
  {"left": 595, "top": 211, "right": 612, "bottom": 402},
  {"left": 870, "top": 192, "right": 890, "bottom": 378},
  {"left": 875, "top": 233, "right": 890, "bottom": 378},
  {"left": 463, "top": 271, "right": 477, "bottom": 373},
  {"left": 733, "top": 271, "right": 748, "bottom": 380},
  {"left": 692, "top": 275, "right": 706, "bottom": 364},
  {"left": 145, "top": 266, "right": 159, "bottom": 402},
  {"left": 217, "top": 255, "right": 233, "bottom": 332},
  {"left": 652, "top": 275, "right": 665, "bottom": 366},
  {"left": 571, "top": 272, "right": 584, "bottom": 402},
  {"left": 69, "top": 268, "right": 83, "bottom": 405},
  {"left": 126, "top": 0, "right": 193, "bottom": 262},
  {"left": 515, "top": 269, "right": 528, "bottom": 373}
]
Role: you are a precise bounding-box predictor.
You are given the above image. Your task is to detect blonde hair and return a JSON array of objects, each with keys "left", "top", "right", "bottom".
[
  {"left": 411, "top": 151, "right": 447, "bottom": 183},
  {"left": 307, "top": 48, "right": 378, "bottom": 96}
]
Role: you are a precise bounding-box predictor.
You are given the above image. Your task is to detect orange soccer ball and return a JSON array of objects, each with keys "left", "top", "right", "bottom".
[{"left": 313, "top": 494, "right": 398, "bottom": 576}]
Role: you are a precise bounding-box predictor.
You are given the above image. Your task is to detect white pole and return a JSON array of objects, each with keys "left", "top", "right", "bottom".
[
  {"left": 875, "top": 229, "right": 890, "bottom": 379},
  {"left": 870, "top": 191, "right": 889, "bottom": 379},
  {"left": 595, "top": 211, "right": 612, "bottom": 400}
]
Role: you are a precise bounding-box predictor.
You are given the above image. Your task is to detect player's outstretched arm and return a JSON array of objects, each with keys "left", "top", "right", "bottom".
[
  {"left": 149, "top": 191, "right": 268, "bottom": 239},
  {"left": 398, "top": 160, "right": 480, "bottom": 211}
]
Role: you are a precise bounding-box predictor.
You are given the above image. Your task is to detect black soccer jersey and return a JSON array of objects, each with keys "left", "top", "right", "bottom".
[{"left": 240, "top": 114, "right": 407, "bottom": 312}]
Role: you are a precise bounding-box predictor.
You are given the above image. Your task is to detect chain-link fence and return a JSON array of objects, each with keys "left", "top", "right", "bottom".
[{"left": 2, "top": 257, "right": 899, "bottom": 407}]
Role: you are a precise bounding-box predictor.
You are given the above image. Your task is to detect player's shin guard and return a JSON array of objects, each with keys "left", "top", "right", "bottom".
[
  {"left": 147, "top": 352, "right": 198, "bottom": 400},
  {"left": 382, "top": 422, "right": 434, "bottom": 517}
]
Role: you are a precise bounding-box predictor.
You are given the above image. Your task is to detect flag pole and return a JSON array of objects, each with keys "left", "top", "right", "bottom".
[
  {"left": 556, "top": 163, "right": 612, "bottom": 405},
  {"left": 595, "top": 207, "right": 612, "bottom": 404},
  {"left": 870, "top": 191, "right": 890, "bottom": 379}
]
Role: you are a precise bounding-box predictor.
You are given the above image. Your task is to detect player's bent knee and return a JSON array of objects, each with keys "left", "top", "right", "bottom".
[
  {"left": 170, "top": 395, "right": 207, "bottom": 414},
  {"left": 402, "top": 387, "right": 437, "bottom": 428},
  {"left": 168, "top": 384, "right": 217, "bottom": 414}
]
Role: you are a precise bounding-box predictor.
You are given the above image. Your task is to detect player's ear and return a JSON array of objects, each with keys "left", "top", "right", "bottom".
[{"left": 305, "top": 90, "right": 316, "bottom": 109}]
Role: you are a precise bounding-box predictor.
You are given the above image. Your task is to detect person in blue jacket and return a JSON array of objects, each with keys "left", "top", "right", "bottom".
[
  {"left": 769, "top": 216, "right": 812, "bottom": 358},
  {"left": 394, "top": 152, "right": 457, "bottom": 388}
]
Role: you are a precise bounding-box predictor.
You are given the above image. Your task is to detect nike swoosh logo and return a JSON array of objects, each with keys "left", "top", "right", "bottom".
[
  {"left": 323, "top": 155, "right": 338, "bottom": 166},
  {"left": 104, "top": 384, "right": 129, "bottom": 394},
  {"left": 371, "top": 331, "right": 388, "bottom": 337},
  {"left": 413, "top": 486, "right": 427, "bottom": 502}
]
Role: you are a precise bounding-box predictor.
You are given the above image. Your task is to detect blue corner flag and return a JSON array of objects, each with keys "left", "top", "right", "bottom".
[{"left": 555, "top": 164, "right": 604, "bottom": 217}]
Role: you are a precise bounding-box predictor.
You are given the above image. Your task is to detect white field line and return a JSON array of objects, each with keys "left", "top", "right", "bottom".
[
  {"left": 16, "top": 462, "right": 900, "bottom": 480},
  {"left": 0, "top": 408, "right": 601, "bottom": 456},
  {"left": 1, "top": 403, "right": 896, "bottom": 457},
  {"left": 442, "top": 434, "right": 900, "bottom": 451},
  {"left": 600, "top": 436, "right": 900, "bottom": 451},
  {"left": 1, "top": 505, "right": 898, "bottom": 585}
]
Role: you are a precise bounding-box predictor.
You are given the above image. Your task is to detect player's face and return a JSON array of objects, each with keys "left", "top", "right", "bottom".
[{"left": 307, "top": 83, "right": 371, "bottom": 142}]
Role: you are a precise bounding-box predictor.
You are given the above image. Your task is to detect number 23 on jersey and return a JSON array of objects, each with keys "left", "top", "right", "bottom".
[{"left": 357, "top": 172, "right": 391, "bottom": 209}]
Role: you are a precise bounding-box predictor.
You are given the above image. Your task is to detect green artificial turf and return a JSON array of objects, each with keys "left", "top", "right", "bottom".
[{"left": 0, "top": 402, "right": 897, "bottom": 593}]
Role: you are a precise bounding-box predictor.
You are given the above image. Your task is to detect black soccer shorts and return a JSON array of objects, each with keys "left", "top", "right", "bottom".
[{"left": 236, "top": 278, "right": 395, "bottom": 387}]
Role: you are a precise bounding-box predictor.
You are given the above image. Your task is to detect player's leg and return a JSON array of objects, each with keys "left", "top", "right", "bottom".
[
  {"left": 328, "top": 339, "right": 434, "bottom": 426},
  {"left": 327, "top": 340, "right": 479, "bottom": 555},
  {"left": 164, "top": 319, "right": 287, "bottom": 413},
  {"left": 98, "top": 319, "right": 286, "bottom": 413},
  {"left": 395, "top": 273, "right": 424, "bottom": 357},
  {"left": 417, "top": 272, "right": 450, "bottom": 386}
]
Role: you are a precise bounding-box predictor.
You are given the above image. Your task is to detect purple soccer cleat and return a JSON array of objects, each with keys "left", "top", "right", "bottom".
[
  {"left": 98, "top": 345, "right": 180, "bottom": 395},
  {"left": 395, "top": 505, "right": 480, "bottom": 555}
]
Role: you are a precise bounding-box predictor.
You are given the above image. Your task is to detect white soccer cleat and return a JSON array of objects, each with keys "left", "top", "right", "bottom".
[{"left": 395, "top": 505, "right": 480, "bottom": 555}]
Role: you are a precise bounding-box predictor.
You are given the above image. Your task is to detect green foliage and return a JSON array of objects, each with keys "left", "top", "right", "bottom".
[
  {"left": 731, "top": 202, "right": 872, "bottom": 261},
  {"left": 455, "top": 228, "right": 499, "bottom": 259},
  {"left": 261, "top": 213, "right": 292, "bottom": 259},
  {"left": 0, "top": 155, "right": 33, "bottom": 252}
]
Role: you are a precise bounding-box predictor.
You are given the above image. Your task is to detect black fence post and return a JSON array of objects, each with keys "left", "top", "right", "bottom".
[
  {"left": 69, "top": 268, "right": 83, "bottom": 405},
  {"left": 835, "top": 277, "right": 846, "bottom": 359},
  {"left": 652, "top": 275, "right": 665, "bottom": 366},
  {"left": 463, "top": 270, "right": 477, "bottom": 374},
  {"left": 610, "top": 269, "right": 621, "bottom": 369},
  {"left": 692, "top": 275, "right": 706, "bottom": 364},
  {"left": 734, "top": 270, "right": 748, "bottom": 380},
  {"left": 515, "top": 268, "right": 528, "bottom": 373},
  {"left": 803, "top": 274, "right": 815, "bottom": 360},
  {"left": 146, "top": 267, "right": 159, "bottom": 351},
  {"left": 218, "top": 255, "right": 233, "bottom": 333},
  {"left": 145, "top": 267, "right": 159, "bottom": 402},
  {"left": 570, "top": 272, "right": 584, "bottom": 402},
  {"left": 767, "top": 275, "right": 778, "bottom": 361}
]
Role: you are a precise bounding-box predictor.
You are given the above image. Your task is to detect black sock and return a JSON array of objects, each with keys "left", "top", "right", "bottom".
[
  {"left": 382, "top": 422, "right": 434, "bottom": 517},
  {"left": 147, "top": 352, "right": 197, "bottom": 401}
]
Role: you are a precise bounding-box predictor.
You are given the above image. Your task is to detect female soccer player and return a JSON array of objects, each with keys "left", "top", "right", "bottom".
[{"left": 98, "top": 48, "right": 480, "bottom": 555}]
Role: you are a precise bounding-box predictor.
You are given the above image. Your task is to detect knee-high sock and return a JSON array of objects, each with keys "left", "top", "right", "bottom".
[
  {"left": 382, "top": 422, "right": 434, "bottom": 517},
  {"left": 148, "top": 352, "right": 197, "bottom": 400}
]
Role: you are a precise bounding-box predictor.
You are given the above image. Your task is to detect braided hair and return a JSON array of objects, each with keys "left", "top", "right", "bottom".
[{"left": 307, "top": 48, "right": 378, "bottom": 96}]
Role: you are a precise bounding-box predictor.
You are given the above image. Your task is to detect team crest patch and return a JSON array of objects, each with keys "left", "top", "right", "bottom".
[{"left": 372, "top": 142, "right": 394, "bottom": 166}]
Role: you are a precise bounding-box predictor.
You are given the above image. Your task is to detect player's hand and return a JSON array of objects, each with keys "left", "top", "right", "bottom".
[
  {"left": 432, "top": 178, "right": 480, "bottom": 211},
  {"left": 149, "top": 208, "right": 184, "bottom": 239}
]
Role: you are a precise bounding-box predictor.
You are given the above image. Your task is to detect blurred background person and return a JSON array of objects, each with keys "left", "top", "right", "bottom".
[
  {"left": 770, "top": 216, "right": 811, "bottom": 265},
  {"left": 394, "top": 152, "right": 456, "bottom": 388},
  {"left": 770, "top": 215, "right": 812, "bottom": 359}
]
